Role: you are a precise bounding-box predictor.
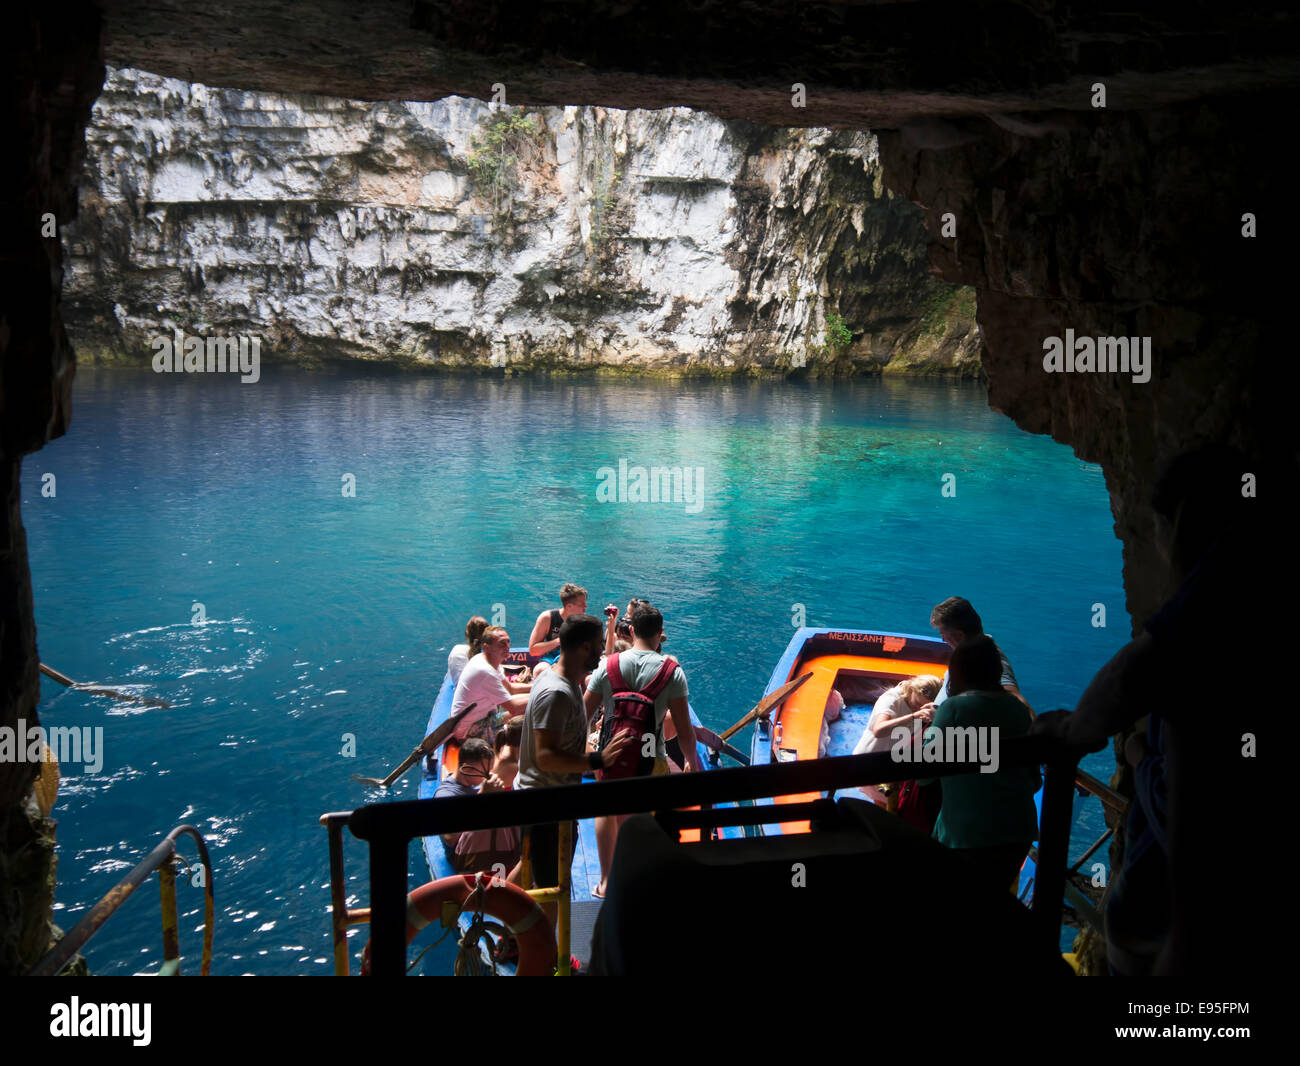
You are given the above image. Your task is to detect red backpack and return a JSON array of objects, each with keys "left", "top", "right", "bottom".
[{"left": 597, "top": 652, "right": 679, "bottom": 780}]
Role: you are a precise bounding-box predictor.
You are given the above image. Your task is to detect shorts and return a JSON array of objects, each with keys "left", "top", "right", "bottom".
[{"left": 522, "top": 820, "right": 579, "bottom": 890}]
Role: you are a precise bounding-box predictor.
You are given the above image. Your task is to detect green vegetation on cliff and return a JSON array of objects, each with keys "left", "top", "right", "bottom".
[{"left": 466, "top": 111, "right": 543, "bottom": 218}]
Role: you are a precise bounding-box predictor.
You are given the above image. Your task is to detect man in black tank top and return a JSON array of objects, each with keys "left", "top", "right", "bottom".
[{"left": 528, "top": 583, "right": 589, "bottom": 664}]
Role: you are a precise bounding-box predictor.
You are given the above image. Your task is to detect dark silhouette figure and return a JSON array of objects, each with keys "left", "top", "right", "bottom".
[{"left": 1033, "top": 445, "right": 1279, "bottom": 975}]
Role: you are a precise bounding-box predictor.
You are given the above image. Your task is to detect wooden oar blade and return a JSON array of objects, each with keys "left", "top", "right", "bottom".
[
  {"left": 420, "top": 715, "right": 460, "bottom": 753},
  {"left": 40, "top": 663, "right": 172, "bottom": 709},
  {"left": 691, "top": 724, "right": 751, "bottom": 765},
  {"left": 76, "top": 685, "right": 172, "bottom": 709},
  {"left": 358, "top": 703, "right": 479, "bottom": 789},
  {"left": 753, "top": 671, "right": 814, "bottom": 718},
  {"left": 718, "top": 671, "right": 813, "bottom": 741},
  {"left": 378, "top": 744, "right": 432, "bottom": 788}
]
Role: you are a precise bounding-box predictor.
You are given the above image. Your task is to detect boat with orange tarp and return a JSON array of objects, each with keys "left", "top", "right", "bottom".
[{"left": 750, "top": 626, "right": 953, "bottom": 834}]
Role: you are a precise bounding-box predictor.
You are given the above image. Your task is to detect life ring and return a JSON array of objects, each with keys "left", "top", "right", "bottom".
[{"left": 360, "top": 872, "right": 556, "bottom": 975}]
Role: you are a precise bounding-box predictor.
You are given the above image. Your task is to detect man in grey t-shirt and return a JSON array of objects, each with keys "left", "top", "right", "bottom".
[
  {"left": 516, "top": 614, "right": 630, "bottom": 931},
  {"left": 518, "top": 669, "right": 588, "bottom": 790},
  {"left": 928, "top": 596, "right": 1032, "bottom": 717}
]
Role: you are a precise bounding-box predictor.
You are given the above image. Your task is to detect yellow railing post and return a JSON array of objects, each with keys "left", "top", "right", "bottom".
[
  {"left": 556, "top": 821, "right": 572, "bottom": 976},
  {"left": 28, "top": 824, "right": 214, "bottom": 978},
  {"left": 325, "top": 818, "right": 351, "bottom": 976},
  {"left": 520, "top": 826, "right": 533, "bottom": 890},
  {"left": 158, "top": 856, "right": 180, "bottom": 975}
]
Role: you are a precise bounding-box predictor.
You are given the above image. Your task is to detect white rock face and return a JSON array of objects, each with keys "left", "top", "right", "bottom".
[{"left": 63, "top": 67, "right": 981, "bottom": 374}]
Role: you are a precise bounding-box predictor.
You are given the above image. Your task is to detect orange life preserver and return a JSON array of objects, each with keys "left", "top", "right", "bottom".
[{"left": 360, "top": 872, "right": 556, "bottom": 976}]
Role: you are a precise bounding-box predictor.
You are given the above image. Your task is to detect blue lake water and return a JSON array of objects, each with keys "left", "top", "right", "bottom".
[{"left": 26, "top": 368, "right": 1124, "bottom": 974}]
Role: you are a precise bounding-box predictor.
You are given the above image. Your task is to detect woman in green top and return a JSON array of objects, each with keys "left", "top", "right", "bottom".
[{"left": 920, "top": 636, "right": 1040, "bottom": 894}]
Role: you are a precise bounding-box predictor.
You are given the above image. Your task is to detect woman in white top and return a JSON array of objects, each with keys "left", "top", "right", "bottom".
[
  {"left": 448, "top": 615, "right": 489, "bottom": 687},
  {"left": 855, "top": 674, "right": 943, "bottom": 806}
]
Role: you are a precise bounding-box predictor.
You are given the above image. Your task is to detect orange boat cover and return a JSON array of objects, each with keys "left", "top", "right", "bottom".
[{"left": 769, "top": 655, "right": 947, "bottom": 833}]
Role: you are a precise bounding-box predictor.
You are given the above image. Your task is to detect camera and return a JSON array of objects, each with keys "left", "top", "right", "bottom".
[{"left": 604, "top": 604, "right": 619, "bottom": 617}]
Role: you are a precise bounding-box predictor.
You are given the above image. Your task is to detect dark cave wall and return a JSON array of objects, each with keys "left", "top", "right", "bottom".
[
  {"left": 877, "top": 100, "right": 1293, "bottom": 940},
  {"left": 93, "top": 1, "right": 1300, "bottom": 127},
  {"left": 877, "top": 98, "right": 1292, "bottom": 633},
  {"left": 1, "top": 6, "right": 104, "bottom": 973}
]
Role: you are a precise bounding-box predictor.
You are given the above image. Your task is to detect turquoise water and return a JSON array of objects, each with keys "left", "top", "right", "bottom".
[{"left": 26, "top": 369, "right": 1123, "bottom": 974}]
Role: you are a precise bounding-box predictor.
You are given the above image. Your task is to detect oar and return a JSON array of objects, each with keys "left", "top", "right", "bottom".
[
  {"left": 39, "top": 663, "right": 172, "bottom": 709},
  {"left": 718, "top": 671, "right": 813, "bottom": 742},
  {"left": 352, "top": 702, "right": 477, "bottom": 789},
  {"left": 691, "top": 724, "right": 751, "bottom": 766}
]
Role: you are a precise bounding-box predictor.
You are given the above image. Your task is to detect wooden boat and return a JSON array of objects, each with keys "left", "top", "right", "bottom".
[
  {"left": 418, "top": 645, "right": 736, "bottom": 975},
  {"left": 750, "top": 626, "right": 1055, "bottom": 903}
]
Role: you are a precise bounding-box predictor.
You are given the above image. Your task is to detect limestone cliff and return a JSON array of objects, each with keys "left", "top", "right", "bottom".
[{"left": 63, "top": 67, "right": 980, "bottom": 376}]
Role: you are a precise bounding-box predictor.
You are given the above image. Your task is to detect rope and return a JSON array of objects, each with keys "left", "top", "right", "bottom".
[
  {"left": 455, "top": 917, "right": 510, "bottom": 976},
  {"left": 406, "top": 920, "right": 457, "bottom": 974}
]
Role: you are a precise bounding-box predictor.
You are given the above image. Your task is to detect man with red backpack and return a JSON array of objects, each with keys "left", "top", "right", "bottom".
[{"left": 583, "top": 603, "right": 701, "bottom": 898}]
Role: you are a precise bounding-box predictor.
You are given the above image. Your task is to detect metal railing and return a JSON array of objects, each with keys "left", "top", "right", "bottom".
[
  {"left": 320, "top": 813, "right": 576, "bottom": 976},
  {"left": 333, "top": 735, "right": 1081, "bottom": 976},
  {"left": 1015, "top": 767, "right": 1128, "bottom": 933},
  {"left": 29, "top": 824, "right": 215, "bottom": 977},
  {"left": 320, "top": 812, "right": 372, "bottom": 976},
  {"left": 517, "top": 822, "right": 573, "bottom": 975}
]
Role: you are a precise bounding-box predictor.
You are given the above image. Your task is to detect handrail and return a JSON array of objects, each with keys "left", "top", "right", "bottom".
[
  {"left": 339, "top": 736, "right": 1080, "bottom": 977},
  {"left": 1074, "top": 768, "right": 1127, "bottom": 815},
  {"left": 320, "top": 811, "right": 372, "bottom": 977},
  {"left": 1024, "top": 840, "right": 1109, "bottom": 935},
  {"left": 519, "top": 822, "right": 573, "bottom": 975},
  {"left": 29, "top": 824, "right": 215, "bottom": 977},
  {"left": 319, "top": 816, "right": 578, "bottom": 976}
]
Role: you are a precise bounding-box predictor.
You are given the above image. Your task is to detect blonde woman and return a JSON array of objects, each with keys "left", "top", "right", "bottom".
[
  {"left": 448, "top": 615, "right": 489, "bottom": 687},
  {"left": 855, "top": 675, "right": 944, "bottom": 807}
]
